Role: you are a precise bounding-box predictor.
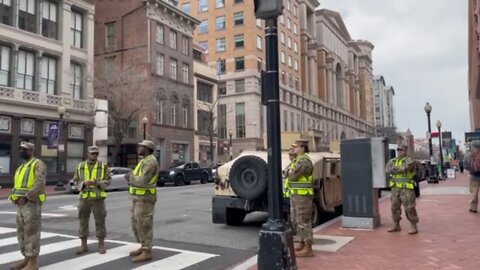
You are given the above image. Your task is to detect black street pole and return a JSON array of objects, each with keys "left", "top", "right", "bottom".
[
  {"left": 438, "top": 126, "right": 444, "bottom": 176},
  {"left": 229, "top": 132, "right": 233, "bottom": 161},
  {"left": 426, "top": 112, "right": 438, "bottom": 183},
  {"left": 55, "top": 114, "right": 66, "bottom": 191},
  {"left": 257, "top": 18, "right": 296, "bottom": 270},
  {"left": 143, "top": 122, "right": 146, "bottom": 140}
]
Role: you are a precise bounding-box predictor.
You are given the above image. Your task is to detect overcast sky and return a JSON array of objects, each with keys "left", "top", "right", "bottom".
[{"left": 321, "top": 0, "right": 469, "bottom": 145}]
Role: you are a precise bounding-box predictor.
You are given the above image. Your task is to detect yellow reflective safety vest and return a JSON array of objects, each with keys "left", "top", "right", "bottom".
[
  {"left": 129, "top": 155, "right": 158, "bottom": 196},
  {"left": 10, "top": 158, "right": 46, "bottom": 202},
  {"left": 77, "top": 161, "right": 107, "bottom": 199},
  {"left": 389, "top": 157, "right": 414, "bottom": 190},
  {"left": 289, "top": 154, "right": 314, "bottom": 196},
  {"left": 283, "top": 161, "right": 295, "bottom": 198}
]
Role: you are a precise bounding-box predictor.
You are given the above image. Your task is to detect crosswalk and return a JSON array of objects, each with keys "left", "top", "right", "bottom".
[{"left": 0, "top": 227, "right": 218, "bottom": 270}]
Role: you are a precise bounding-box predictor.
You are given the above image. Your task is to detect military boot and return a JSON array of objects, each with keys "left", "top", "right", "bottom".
[
  {"left": 294, "top": 242, "right": 305, "bottom": 252},
  {"left": 132, "top": 249, "right": 152, "bottom": 263},
  {"left": 408, "top": 223, "right": 418, "bottom": 235},
  {"left": 295, "top": 243, "right": 314, "bottom": 257},
  {"left": 10, "top": 258, "right": 28, "bottom": 270},
  {"left": 129, "top": 247, "right": 143, "bottom": 257},
  {"left": 76, "top": 237, "right": 88, "bottom": 255},
  {"left": 98, "top": 238, "right": 106, "bottom": 254},
  {"left": 387, "top": 222, "right": 401, "bottom": 232},
  {"left": 20, "top": 256, "right": 38, "bottom": 270}
]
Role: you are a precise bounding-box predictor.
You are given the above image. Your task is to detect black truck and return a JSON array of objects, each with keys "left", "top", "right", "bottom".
[{"left": 158, "top": 161, "right": 212, "bottom": 186}]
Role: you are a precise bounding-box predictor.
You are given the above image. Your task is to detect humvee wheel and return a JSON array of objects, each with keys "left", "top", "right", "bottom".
[
  {"left": 229, "top": 156, "right": 268, "bottom": 200},
  {"left": 226, "top": 208, "right": 247, "bottom": 226}
]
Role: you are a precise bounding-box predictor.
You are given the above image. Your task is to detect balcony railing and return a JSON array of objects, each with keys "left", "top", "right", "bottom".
[{"left": 0, "top": 86, "right": 94, "bottom": 112}]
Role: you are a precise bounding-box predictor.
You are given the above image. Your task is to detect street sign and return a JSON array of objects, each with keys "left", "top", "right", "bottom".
[
  {"left": 58, "top": 144, "right": 65, "bottom": 152},
  {"left": 48, "top": 122, "right": 59, "bottom": 149}
]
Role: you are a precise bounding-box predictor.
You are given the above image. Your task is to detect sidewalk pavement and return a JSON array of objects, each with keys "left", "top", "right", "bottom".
[
  {"left": 239, "top": 172, "right": 480, "bottom": 270},
  {"left": 0, "top": 184, "right": 70, "bottom": 200}
]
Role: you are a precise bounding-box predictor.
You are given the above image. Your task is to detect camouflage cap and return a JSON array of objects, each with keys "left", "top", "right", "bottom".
[
  {"left": 19, "top": 141, "right": 34, "bottom": 150},
  {"left": 138, "top": 140, "right": 155, "bottom": 150},
  {"left": 397, "top": 144, "right": 408, "bottom": 150},
  {"left": 88, "top": 146, "right": 100, "bottom": 153},
  {"left": 295, "top": 139, "right": 309, "bottom": 147}
]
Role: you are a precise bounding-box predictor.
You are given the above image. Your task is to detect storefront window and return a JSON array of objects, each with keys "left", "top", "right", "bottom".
[
  {"left": 171, "top": 143, "right": 188, "bottom": 164},
  {"left": 41, "top": 139, "right": 58, "bottom": 174},
  {"left": 0, "top": 135, "right": 12, "bottom": 174},
  {"left": 67, "top": 141, "right": 84, "bottom": 172}
]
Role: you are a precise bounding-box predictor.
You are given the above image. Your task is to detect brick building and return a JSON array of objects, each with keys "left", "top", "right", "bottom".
[{"left": 94, "top": 0, "right": 199, "bottom": 169}]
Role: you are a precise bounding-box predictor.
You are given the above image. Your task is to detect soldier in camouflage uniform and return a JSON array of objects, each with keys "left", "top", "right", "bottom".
[
  {"left": 9, "top": 142, "right": 47, "bottom": 270},
  {"left": 288, "top": 139, "right": 314, "bottom": 257},
  {"left": 125, "top": 140, "right": 159, "bottom": 263},
  {"left": 74, "top": 146, "right": 111, "bottom": 255},
  {"left": 386, "top": 144, "right": 419, "bottom": 234}
]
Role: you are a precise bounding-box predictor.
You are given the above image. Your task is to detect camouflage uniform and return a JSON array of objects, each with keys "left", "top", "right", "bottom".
[
  {"left": 464, "top": 146, "right": 480, "bottom": 212},
  {"left": 288, "top": 154, "right": 314, "bottom": 246},
  {"left": 73, "top": 160, "right": 111, "bottom": 240},
  {"left": 9, "top": 142, "right": 46, "bottom": 270},
  {"left": 127, "top": 141, "right": 159, "bottom": 255},
  {"left": 386, "top": 152, "right": 419, "bottom": 233}
]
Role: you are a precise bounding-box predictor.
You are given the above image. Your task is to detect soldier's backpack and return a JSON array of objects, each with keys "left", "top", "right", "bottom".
[{"left": 469, "top": 151, "right": 480, "bottom": 174}]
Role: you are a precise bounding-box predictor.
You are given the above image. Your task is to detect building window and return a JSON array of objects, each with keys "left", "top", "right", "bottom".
[
  {"left": 197, "top": 82, "right": 213, "bottom": 103},
  {"left": 182, "top": 36, "right": 189, "bottom": 55},
  {"left": 156, "top": 23, "right": 164, "bottom": 44},
  {"left": 287, "top": 37, "right": 292, "bottom": 49},
  {"left": 234, "top": 0, "right": 243, "bottom": 3},
  {"left": 105, "top": 23, "right": 115, "bottom": 47},
  {"left": 290, "top": 112, "right": 294, "bottom": 131},
  {"left": 293, "top": 23, "right": 297, "bottom": 35},
  {"left": 0, "top": 0, "right": 13, "bottom": 25},
  {"left": 70, "top": 63, "right": 82, "bottom": 99},
  {"left": 234, "top": 12, "right": 243, "bottom": 26},
  {"left": 294, "top": 5, "right": 298, "bottom": 16},
  {"left": 216, "top": 16, "right": 225, "bottom": 31},
  {"left": 182, "top": 63, "right": 189, "bottom": 83},
  {"left": 216, "top": 38, "right": 226, "bottom": 52},
  {"left": 256, "top": 18, "right": 262, "bottom": 27},
  {"left": 0, "top": 45, "right": 11, "bottom": 86},
  {"left": 218, "top": 82, "right": 226, "bottom": 95},
  {"left": 287, "top": 0, "right": 291, "bottom": 10},
  {"left": 171, "top": 104, "right": 176, "bottom": 126},
  {"left": 104, "top": 56, "right": 115, "bottom": 73},
  {"left": 18, "top": 0, "right": 36, "bottom": 33},
  {"left": 154, "top": 96, "right": 164, "bottom": 124},
  {"left": 16, "top": 50, "right": 34, "bottom": 90},
  {"left": 297, "top": 114, "right": 301, "bottom": 131},
  {"left": 235, "top": 79, "right": 245, "bottom": 93},
  {"left": 281, "top": 71, "right": 286, "bottom": 84},
  {"left": 235, "top": 102, "right": 245, "bottom": 138},
  {"left": 289, "top": 74, "right": 293, "bottom": 87},
  {"left": 170, "top": 30, "right": 177, "bottom": 50},
  {"left": 170, "top": 58, "right": 177, "bottom": 80},
  {"left": 181, "top": 3, "right": 191, "bottom": 14},
  {"left": 42, "top": 1, "right": 57, "bottom": 39},
  {"left": 295, "top": 78, "right": 299, "bottom": 90},
  {"left": 217, "top": 58, "right": 226, "bottom": 74},
  {"left": 67, "top": 142, "right": 84, "bottom": 172},
  {"left": 281, "top": 51, "right": 286, "bottom": 63},
  {"left": 257, "top": 57, "right": 262, "bottom": 72},
  {"left": 235, "top": 57, "right": 244, "bottom": 71},
  {"left": 198, "top": 0, "right": 207, "bottom": 12},
  {"left": 294, "top": 42, "right": 298, "bottom": 52},
  {"left": 280, "top": 32, "right": 285, "bottom": 44},
  {"left": 39, "top": 56, "right": 56, "bottom": 95},
  {"left": 218, "top": 104, "right": 227, "bottom": 138},
  {"left": 216, "top": 0, "right": 224, "bottom": 8},
  {"left": 199, "top": 41, "right": 208, "bottom": 53},
  {"left": 182, "top": 104, "right": 188, "bottom": 128},
  {"left": 257, "top": 35, "right": 262, "bottom": 50},
  {"left": 288, "top": 56, "right": 292, "bottom": 67},
  {"left": 279, "top": 15, "right": 284, "bottom": 24},
  {"left": 283, "top": 110, "right": 288, "bottom": 131},
  {"left": 287, "top": 18, "right": 291, "bottom": 30},
  {"left": 234, "top": 34, "right": 244, "bottom": 48},
  {"left": 156, "top": 54, "right": 164, "bottom": 75},
  {"left": 71, "top": 10, "right": 83, "bottom": 48},
  {"left": 294, "top": 60, "right": 298, "bottom": 71},
  {"left": 199, "top": 20, "right": 208, "bottom": 34}
]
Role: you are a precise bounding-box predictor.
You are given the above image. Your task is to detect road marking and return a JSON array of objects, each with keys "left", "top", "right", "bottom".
[
  {"left": 53, "top": 205, "right": 78, "bottom": 212},
  {"left": 0, "top": 211, "right": 66, "bottom": 217},
  {"left": 132, "top": 251, "right": 217, "bottom": 270},
  {"left": 0, "top": 239, "right": 80, "bottom": 264},
  {"left": 42, "top": 243, "right": 137, "bottom": 270},
  {"left": 0, "top": 227, "right": 16, "bottom": 235},
  {"left": 0, "top": 233, "right": 56, "bottom": 247}
]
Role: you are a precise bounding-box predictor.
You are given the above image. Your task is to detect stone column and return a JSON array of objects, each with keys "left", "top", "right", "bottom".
[
  {"left": 36, "top": 51, "right": 43, "bottom": 93},
  {"left": 60, "top": 2, "right": 72, "bottom": 98},
  {"left": 308, "top": 55, "right": 317, "bottom": 98},
  {"left": 12, "top": 0, "right": 19, "bottom": 27},
  {"left": 11, "top": 44, "right": 19, "bottom": 88},
  {"left": 37, "top": 0, "right": 42, "bottom": 35}
]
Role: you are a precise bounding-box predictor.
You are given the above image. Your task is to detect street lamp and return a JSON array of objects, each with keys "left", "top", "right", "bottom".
[
  {"left": 229, "top": 129, "right": 233, "bottom": 161},
  {"left": 436, "top": 120, "right": 444, "bottom": 177},
  {"left": 424, "top": 102, "right": 437, "bottom": 183},
  {"left": 142, "top": 116, "right": 148, "bottom": 140},
  {"left": 55, "top": 106, "right": 67, "bottom": 191}
]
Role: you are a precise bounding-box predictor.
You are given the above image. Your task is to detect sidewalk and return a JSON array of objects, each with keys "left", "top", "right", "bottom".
[
  {"left": 243, "top": 172, "right": 480, "bottom": 270},
  {"left": 0, "top": 184, "right": 70, "bottom": 200}
]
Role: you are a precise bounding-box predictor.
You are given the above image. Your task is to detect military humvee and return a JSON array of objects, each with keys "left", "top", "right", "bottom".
[{"left": 212, "top": 150, "right": 343, "bottom": 226}]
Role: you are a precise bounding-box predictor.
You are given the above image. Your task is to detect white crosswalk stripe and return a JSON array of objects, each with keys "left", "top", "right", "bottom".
[{"left": 0, "top": 227, "right": 218, "bottom": 270}]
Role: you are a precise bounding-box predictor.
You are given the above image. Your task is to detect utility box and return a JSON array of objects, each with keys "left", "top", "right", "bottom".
[{"left": 340, "top": 137, "right": 388, "bottom": 229}]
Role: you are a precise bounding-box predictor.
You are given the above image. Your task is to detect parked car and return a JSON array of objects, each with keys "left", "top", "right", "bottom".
[
  {"left": 210, "top": 162, "right": 224, "bottom": 181},
  {"left": 158, "top": 161, "right": 212, "bottom": 186},
  {"left": 68, "top": 167, "right": 132, "bottom": 194}
]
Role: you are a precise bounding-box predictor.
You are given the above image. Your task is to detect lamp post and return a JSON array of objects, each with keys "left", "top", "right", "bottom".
[
  {"left": 424, "top": 102, "right": 438, "bottom": 183},
  {"left": 436, "top": 120, "right": 444, "bottom": 178},
  {"left": 229, "top": 129, "right": 233, "bottom": 161},
  {"left": 142, "top": 116, "right": 148, "bottom": 140},
  {"left": 55, "top": 106, "right": 67, "bottom": 191}
]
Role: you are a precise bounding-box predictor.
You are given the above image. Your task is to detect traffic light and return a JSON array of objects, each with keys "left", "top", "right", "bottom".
[{"left": 254, "top": 0, "right": 283, "bottom": 19}]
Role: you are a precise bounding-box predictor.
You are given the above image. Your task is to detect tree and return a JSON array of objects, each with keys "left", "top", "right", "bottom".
[
  {"left": 94, "top": 59, "right": 151, "bottom": 166},
  {"left": 376, "top": 126, "right": 399, "bottom": 144},
  {"left": 197, "top": 98, "right": 218, "bottom": 166}
]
